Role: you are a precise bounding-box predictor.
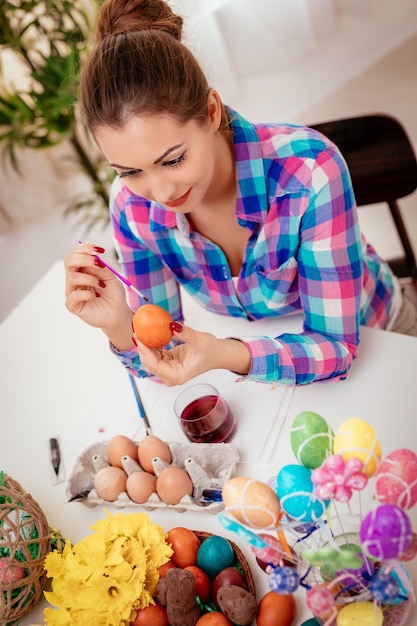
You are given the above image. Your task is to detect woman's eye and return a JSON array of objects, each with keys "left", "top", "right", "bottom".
[
  {"left": 164, "top": 152, "right": 187, "bottom": 168},
  {"left": 119, "top": 169, "right": 140, "bottom": 179}
]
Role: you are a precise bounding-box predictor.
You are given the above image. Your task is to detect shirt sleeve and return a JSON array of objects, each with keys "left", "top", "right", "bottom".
[{"left": 235, "top": 145, "right": 363, "bottom": 385}]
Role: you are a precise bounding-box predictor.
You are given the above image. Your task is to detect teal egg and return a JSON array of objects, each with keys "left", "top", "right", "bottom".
[
  {"left": 277, "top": 464, "right": 330, "bottom": 522},
  {"left": 197, "top": 535, "right": 235, "bottom": 579},
  {"left": 290, "top": 411, "right": 333, "bottom": 469}
]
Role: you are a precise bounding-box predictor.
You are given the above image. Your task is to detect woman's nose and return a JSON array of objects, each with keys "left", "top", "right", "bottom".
[{"left": 147, "top": 176, "right": 176, "bottom": 205}]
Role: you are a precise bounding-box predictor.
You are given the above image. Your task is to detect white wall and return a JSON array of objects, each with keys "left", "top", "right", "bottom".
[{"left": 1, "top": 0, "right": 417, "bottom": 322}]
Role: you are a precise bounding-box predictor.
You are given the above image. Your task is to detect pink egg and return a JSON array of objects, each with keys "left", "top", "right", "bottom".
[
  {"left": 375, "top": 448, "right": 417, "bottom": 510},
  {"left": 0, "top": 559, "right": 26, "bottom": 583}
]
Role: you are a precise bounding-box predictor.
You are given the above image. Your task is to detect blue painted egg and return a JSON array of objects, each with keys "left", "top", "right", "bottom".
[
  {"left": 197, "top": 535, "right": 235, "bottom": 579},
  {"left": 276, "top": 464, "right": 330, "bottom": 522}
]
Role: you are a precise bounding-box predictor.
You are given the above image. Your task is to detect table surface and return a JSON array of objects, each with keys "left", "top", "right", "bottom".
[{"left": 2, "top": 261, "right": 417, "bottom": 625}]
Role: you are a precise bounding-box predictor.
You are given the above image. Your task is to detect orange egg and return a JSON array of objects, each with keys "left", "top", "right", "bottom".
[
  {"left": 166, "top": 527, "right": 201, "bottom": 568},
  {"left": 131, "top": 602, "right": 168, "bottom": 626},
  {"left": 156, "top": 466, "right": 193, "bottom": 505},
  {"left": 107, "top": 435, "right": 138, "bottom": 469},
  {"left": 158, "top": 559, "right": 177, "bottom": 577},
  {"left": 195, "top": 613, "right": 233, "bottom": 625},
  {"left": 133, "top": 304, "right": 173, "bottom": 348},
  {"left": 256, "top": 591, "right": 296, "bottom": 626}
]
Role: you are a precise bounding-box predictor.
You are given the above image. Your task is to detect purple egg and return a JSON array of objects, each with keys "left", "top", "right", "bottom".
[{"left": 359, "top": 504, "right": 412, "bottom": 560}]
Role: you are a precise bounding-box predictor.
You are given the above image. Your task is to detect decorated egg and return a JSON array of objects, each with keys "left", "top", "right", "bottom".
[
  {"left": 333, "top": 417, "right": 381, "bottom": 477},
  {"left": 399, "top": 531, "right": 417, "bottom": 561},
  {"left": 217, "top": 585, "right": 258, "bottom": 625},
  {"left": 359, "top": 503, "right": 412, "bottom": 560},
  {"left": 197, "top": 535, "right": 235, "bottom": 579},
  {"left": 268, "top": 566, "right": 300, "bottom": 594},
  {"left": 133, "top": 303, "right": 173, "bottom": 348},
  {"left": 320, "top": 542, "right": 374, "bottom": 589},
  {"left": 276, "top": 464, "right": 330, "bottom": 522},
  {"left": 222, "top": 477, "right": 280, "bottom": 528},
  {"left": 375, "top": 448, "right": 417, "bottom": 509},
  {"left": 336, "top": 601, "right": 383, "bottom": 626},
  {"left": 306, "top": 584, "right": 336, "bottom": 620},
  {"left": 290, "top": 411, "right": 333, "bottom": 469}
]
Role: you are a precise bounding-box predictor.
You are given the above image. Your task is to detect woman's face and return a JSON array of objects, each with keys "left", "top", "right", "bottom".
[{"left": 95, "top": 100, "right": 222, "bottom": 213}]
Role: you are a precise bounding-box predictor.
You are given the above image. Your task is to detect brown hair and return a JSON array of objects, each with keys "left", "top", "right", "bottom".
[{"left": 79, "top": 0, "right": 229, "bottom": 133}]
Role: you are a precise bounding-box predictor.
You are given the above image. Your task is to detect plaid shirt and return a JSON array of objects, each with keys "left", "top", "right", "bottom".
[{"left": 110, "top": 108, "right": 395, "bottom": 385}]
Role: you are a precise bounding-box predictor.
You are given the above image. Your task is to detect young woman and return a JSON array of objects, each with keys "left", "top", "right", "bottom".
[{"left": 64, "top": 0, "right": 417, "bottom": 387}]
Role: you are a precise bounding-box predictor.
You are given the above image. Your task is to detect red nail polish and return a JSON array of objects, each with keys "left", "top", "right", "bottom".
[
  {"left": 170, "top": 321, "right": 183, "bottom": 333},
  {"left": 131, "top": 335, "right": 137, "bottom": 346},
  {"left": 98, "top": 279, "right": 106, "bottom": 288},
  {"left": 95, "top": 291, "right": 101, "bottom": 298},
  {"left": 94, "top": 258, "right": 105, "bottom": 268},
  {"left": 94, "top": 246, "right": 105, "bottom": 253}
]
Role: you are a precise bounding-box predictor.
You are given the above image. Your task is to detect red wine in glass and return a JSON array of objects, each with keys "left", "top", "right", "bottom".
[{"left": 180, "top": 394, "right": 237, "bottom": 443}]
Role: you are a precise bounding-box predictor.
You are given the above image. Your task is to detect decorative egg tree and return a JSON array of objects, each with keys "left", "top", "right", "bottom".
[{"left": 219, "top": 412, "right": 417, "bottom": 626}]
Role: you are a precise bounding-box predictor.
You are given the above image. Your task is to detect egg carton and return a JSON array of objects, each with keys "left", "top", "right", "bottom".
[{"left": 66, "top": 440, "right": 239, "bottom": 514}]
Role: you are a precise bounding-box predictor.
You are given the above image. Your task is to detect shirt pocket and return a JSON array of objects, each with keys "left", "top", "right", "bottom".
[{"left": 254, "top": 256, "right": 300, "bottom": 308}]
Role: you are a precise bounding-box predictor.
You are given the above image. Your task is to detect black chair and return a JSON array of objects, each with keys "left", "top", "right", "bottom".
[{"left": 310, "top": 114, "right": 417, "bottom": 293}]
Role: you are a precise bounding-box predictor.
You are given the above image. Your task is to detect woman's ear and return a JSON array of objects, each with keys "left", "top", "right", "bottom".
[{"left": 207, "top": 89, "right": 222, "bottom": 131}]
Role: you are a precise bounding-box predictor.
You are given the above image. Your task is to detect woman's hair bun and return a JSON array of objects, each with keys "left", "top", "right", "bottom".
[{"left": 97, "top": 0, "right": 183, "bottom": 42}]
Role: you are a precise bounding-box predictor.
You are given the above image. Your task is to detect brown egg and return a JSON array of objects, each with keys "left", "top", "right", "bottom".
[
  {"left": 217, "top": 586, "right": 257, "bottom": 626},
  {"left": 126, "top": 471, "right": 157, "bottom": 503},
  {"left": 133, "top": 304, "right": 173, "bottom": 348},
  {"left": 156, "top": 466, "right": 193, "bottom": 505},
  {"left": 138, "top": 436, "right": 172, "bottom": 473},
  {"left": 107, "top": 435, "right": 138, "bottom": 469},
  {"left": 94, "top": 466, "right": 127, "bottom": 501}
]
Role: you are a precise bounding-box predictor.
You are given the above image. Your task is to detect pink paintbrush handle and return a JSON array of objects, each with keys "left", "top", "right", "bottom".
[{"left": 78, "top": 241, "right": 148, "bottom": 301}]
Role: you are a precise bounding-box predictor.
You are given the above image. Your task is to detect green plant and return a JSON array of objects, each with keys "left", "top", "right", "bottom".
[{"left": 0, "top": 0, "right": 113, "bottom": 230}]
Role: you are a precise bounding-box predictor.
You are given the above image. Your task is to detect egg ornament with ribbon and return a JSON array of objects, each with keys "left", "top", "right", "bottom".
[
  {"left": 276, "top": 464, "right": 330, "bottom": 523},
  {"left": 221, "top": 476, "right": 281, "bottom": 528},
  {"left": 333, "top": 417, "right": 381, "bottom": 478},
  {"left": 290, "top": 411, "right": 334, "bottom": 469},
  {"left": 359, "top": 503, "right": 413, "bottom": 561},
  {"left": 375, "top": 448, "right": 417, "bottom": 510}
]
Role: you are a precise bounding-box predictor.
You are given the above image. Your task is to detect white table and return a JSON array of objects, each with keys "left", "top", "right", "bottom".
[{"left": 1, "top": 262, "right": 417, "bottom": 625}]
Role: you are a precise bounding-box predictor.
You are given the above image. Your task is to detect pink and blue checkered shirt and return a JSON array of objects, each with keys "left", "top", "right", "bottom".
[{"left": 110, "top": 108, "right": 395, "bottom": 385}]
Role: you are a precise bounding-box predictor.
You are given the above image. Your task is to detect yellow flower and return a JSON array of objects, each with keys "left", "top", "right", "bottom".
[{"left": 43, "top": 510, "right": 173, "bottom": 625}]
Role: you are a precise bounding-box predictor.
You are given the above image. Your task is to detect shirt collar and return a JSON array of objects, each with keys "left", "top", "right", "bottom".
[
  {"left": 149, "top": 107, "right": 268, "bottom": 232},
  {"left": 227, "top": 107, "right": 269, "bottom": 225}
]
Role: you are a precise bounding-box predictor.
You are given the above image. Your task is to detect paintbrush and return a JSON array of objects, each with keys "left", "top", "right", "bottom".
[
  {"left": 78, "top": 241, "right": 148, "bottom": 301},
  {"left": 128, "top": 373, "right": 152, "bottom": 436}
]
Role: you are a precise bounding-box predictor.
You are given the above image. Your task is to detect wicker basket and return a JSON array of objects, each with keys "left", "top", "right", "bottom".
[
  {"left": 194, "top": 530, "right": 256, "bottom": 598},
  {"left": 0, "top": 473, "right": 51, "bottom": 625}
]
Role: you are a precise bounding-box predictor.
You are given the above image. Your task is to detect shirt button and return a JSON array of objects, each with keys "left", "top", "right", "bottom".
[{"left": 222, "top": 266, "right": 228, "bottom": 279}]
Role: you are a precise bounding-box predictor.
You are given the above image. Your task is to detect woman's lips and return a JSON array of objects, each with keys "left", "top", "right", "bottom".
[{"left": 165, "top": 187, "right": 192, "bottom": 208}]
